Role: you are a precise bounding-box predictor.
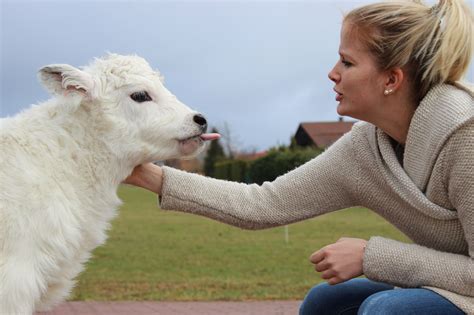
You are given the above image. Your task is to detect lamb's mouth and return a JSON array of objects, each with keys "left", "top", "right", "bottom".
[
  {"left": 178, "top": 133, "right": 220, "bottom": 155},
  {"left": 179, "top": 133, "right": 220, "bottom": 143},
  {"left": 179, "top": 134, "right": 203, "bottom": 144}
]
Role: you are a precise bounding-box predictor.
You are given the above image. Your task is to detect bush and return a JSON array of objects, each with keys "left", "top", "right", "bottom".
[
  {"left": 247, "top": 148, "right": 322, "bottom": 184},
  {"left": 212, "top": 147, "right": 322, "bottom": 184},
  {"left": 214, "top": 160, "right": 232, "bottom": 180},
  {"left": 230, "top": 159, "right": 248, "bottom": 182},
  {"left": 214, "top": 159, "right": 249, "bottom": 182}
]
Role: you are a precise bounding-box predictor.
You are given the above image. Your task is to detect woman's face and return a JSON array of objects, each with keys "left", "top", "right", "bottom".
[{"left": 328, "top": 22, "right": 388, "bottom": 123}]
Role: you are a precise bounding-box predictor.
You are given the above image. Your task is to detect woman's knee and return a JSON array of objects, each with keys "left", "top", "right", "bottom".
[
  {"left": 358, "top": 290, "right": 398, "bottom": 315},
  {"left": 300, "top": 279, "right": 380, "bottom": 315},
  {"left": 358, "top": 289, "right": 465, "bottom": 315},
  {"left": 300, "top": 282, "right": 339, "bottom": 315},
  {"left": 300, "top": 279, "right": 394, "bottom": 315}
]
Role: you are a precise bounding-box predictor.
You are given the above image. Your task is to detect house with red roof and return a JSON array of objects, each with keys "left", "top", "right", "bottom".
[{"left": 294, "top": 118, "right": 356, "bottom": 149}]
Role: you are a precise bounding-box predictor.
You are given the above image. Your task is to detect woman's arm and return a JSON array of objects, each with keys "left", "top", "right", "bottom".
[{"left": 157, "top": 131, "right": 361, "bottom": 230}]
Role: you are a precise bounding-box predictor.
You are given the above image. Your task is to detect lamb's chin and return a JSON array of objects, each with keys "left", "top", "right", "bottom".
[{"left": 178, "top": 137, "right": 204, "bottom": 156}]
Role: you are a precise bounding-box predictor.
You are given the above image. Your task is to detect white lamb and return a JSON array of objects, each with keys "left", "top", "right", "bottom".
[{"left": 0, "top": 54, "right": 217, "bottom": 314}]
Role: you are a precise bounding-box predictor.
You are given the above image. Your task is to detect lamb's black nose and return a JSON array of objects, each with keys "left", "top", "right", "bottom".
[{"left": 193, "top": 114, "right": 207, "bottom": 131}]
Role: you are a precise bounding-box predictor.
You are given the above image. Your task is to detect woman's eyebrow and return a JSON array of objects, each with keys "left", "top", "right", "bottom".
[
  {"left": 339, "top": 50, "right": 356, "bottom": 62},
  {"left": 339, "top": 50, "right": 350, "bottom": 58}
]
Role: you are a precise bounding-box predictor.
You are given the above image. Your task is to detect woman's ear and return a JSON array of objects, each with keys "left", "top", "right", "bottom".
[
  {"left": 383, "top": 67, "right": 404, "bottom": 95},
  {"left": 38, "top": 64, "right": 95, "bottom": 97}
]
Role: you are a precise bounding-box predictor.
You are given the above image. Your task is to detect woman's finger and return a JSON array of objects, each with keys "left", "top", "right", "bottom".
[
  {"left": 309, "top": 248, "right": 326, "bottom": 264},
  {"left": 321, "top": 269, "right": 336, "bottom": 280},
  {"left": 315, "top": 259, "right": 330, "bottom": 272}
]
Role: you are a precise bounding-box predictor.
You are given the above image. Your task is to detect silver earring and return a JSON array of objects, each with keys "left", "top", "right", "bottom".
[{"left": 384, "top": 89, "right": 393, "bottom": 96}]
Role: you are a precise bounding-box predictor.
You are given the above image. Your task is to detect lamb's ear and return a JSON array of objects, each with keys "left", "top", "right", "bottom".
[{"left": 38, "top": 64, "right": 95, "bottom": 96}]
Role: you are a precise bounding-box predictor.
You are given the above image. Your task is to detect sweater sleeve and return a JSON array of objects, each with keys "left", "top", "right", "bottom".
[
  {"left": 363, "top": 123, "right": 474, "bottom": 297},
  {"left": 159, "top": 131, "right": 360, "bottom": 230}
]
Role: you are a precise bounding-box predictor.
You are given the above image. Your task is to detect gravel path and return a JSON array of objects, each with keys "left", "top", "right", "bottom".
[{"left": 36, "top": 301, "right": 301, "bottom": 315}]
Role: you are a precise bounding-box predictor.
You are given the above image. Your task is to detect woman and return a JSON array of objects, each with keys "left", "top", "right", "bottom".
[{"left": 125, "top": 0, "right": 473, "bottom": 313}]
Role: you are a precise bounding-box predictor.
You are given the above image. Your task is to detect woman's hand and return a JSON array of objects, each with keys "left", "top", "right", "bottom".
[
  {"left": 309, "top": 237, "right": 367, "bottom": 285},
  {"left": 123, "top": 163, "right": 163, "bottom": 195}
]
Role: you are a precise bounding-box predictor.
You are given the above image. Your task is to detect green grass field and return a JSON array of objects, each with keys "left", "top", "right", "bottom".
[{"left": 70, "top": 185, "right": 409, "bottom": 301}]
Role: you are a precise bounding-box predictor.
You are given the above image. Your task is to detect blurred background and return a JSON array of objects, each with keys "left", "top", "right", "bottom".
[{"left": 3, "top": 0, "right": 471, "bottom": 154}]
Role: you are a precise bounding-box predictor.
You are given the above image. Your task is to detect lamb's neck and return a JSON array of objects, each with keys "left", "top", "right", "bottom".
[
  {"left": 84, "top": 133, "right": 138, "bottom": 190},
  {"left": 49, "top": 101, "right": 135, "bottom": 189}
]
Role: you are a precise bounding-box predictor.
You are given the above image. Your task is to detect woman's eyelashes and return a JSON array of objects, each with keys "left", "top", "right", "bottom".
[{"left": 341, "top": 59, "right": 353, "bottom": 67}]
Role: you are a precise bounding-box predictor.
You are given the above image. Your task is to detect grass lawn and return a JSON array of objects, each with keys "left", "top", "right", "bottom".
[{"left": 71, "top": 185, "right": 409, "bottom": 301}]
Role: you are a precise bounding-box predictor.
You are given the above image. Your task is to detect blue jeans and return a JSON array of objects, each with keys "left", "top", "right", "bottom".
[{"left": 299, "top": 278, "right": 465, "bottom": 315}]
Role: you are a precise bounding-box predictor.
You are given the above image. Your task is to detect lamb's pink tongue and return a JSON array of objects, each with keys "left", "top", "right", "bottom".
[{"left": 200, "top": 133, "right": 221, "bottom": 141}]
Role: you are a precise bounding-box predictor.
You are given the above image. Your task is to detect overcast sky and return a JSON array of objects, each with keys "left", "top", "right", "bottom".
[{"left": 1, "top": 0, "right": 473, "bottom": 152}]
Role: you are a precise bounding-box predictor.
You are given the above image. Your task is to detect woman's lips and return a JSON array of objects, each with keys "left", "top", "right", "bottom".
[{"left": 334, "top": 89, "right": 343, "bottom": 101}]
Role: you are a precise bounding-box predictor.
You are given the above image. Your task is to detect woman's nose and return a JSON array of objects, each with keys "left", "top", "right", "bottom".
[{"left": 328, "top": 66, "right": 340, "bottom": 83}]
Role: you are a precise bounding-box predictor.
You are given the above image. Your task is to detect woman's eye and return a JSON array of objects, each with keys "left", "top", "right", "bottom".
[
  {"left": 342, "top": 60, "right": 352, "bottom": 67},
  {"left": 130, "top": 91, "right": 152, "bottom": 103}
]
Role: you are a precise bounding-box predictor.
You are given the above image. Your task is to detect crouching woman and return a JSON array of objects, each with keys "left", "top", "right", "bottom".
[{"left": 126, "top": 0, "right": 474, "bottom": 313}]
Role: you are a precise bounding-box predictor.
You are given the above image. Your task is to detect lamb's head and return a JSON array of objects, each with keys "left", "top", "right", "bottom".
[{"left": 38, "top": 54, "right": 217, "bottom": 163}]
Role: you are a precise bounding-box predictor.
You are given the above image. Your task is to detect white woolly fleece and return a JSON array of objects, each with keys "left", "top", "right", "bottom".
[{"left": 0, "top": 54, "right": 207, "bottom": 314}]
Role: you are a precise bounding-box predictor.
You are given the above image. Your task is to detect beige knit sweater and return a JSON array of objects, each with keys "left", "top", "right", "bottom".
[{"left": 160, "top": 82, "right": 474, "bottom": 314}]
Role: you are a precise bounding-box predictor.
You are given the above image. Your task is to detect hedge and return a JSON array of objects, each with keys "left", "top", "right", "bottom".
[
  {"left": 213, "top": 147, "right": 322, "bottom": 184},
  {"left": 247, "top": 148, "right": 322, "bottom": 184}
]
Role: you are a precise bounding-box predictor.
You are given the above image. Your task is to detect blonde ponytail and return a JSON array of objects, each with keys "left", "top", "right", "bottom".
[
  {"left": 427, "top": 0, "right": 473, "bottom": 82},
  {"left": 345, "top": 0, "right": 473, "bottom": 100}
]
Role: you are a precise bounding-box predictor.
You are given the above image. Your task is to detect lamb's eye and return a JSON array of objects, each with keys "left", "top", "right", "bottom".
[{"left": 130, "top": 91, "right": 152, "bottom": 103}]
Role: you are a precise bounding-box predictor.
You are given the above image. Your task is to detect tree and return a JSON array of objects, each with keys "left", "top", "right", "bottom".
[
  {"left": 289, "top": 136, "right": 299, "bottom": 151},
  {"left": 204, "top": 127, "right": 226, "bottom": 177},
  {"left": 218, "top": 121, "right": 242, "bottom": 159}
]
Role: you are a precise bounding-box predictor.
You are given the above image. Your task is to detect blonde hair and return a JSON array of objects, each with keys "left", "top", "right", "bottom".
[{"left": 345, "top": 0, "right": 473, "bottom": 100}]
